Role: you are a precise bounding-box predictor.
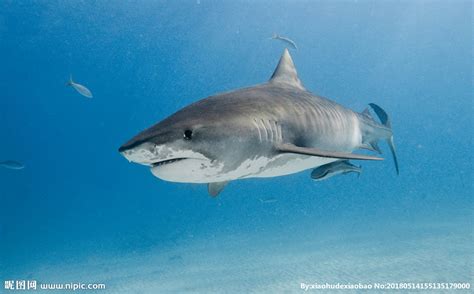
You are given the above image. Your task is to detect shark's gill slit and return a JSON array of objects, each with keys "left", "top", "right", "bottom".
[
  {"left": 271, "top": 120, "right": 276, "bottom": 143},
  {"left": 274, "top": 121, "right": 282, "bottom": 143},
  {"left": 279, "top": 124, "right": 283, "bottom": 142},
  {"left": 267, "top": 120, "right": 274, "bottom": 142},
  {"left": 259, "top": 119, "right": 269, "bottom": 141},
  {"left": 253, "top": 119, "right": 263, "bottom": 142}
]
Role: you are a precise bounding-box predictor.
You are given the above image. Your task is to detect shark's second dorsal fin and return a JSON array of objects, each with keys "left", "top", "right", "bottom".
[{"left": 269, "top": 49, "right": 305, "bottom": 91}]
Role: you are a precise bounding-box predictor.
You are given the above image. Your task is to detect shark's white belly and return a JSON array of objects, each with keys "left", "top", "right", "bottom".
[
  {"left": 150, "top": 122, "right": 361, "bottom": 184},
  {"left": 150, "top": 154, "right": 337, "bottom": 183},
  {"left": 247, "top": 154, "right": 337, "bottom": 178}
]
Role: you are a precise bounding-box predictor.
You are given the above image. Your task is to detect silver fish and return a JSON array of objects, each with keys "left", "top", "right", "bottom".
[
  {"left": 67, "top": 75, "right": 93, "bottom": 98},
  {"left": 271, "top": 33, "right": 297, "bottom": 50},
  {"left": 259, "top": 198, "right": 278, "bottom": 204},
  {"left": 0, "top": 160, "right": 25, "bottom": 170}
]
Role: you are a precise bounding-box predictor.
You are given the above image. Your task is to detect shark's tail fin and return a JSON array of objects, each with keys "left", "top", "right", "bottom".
[{"left": 368, "top": 103, "right": 399, "bottom": 175}]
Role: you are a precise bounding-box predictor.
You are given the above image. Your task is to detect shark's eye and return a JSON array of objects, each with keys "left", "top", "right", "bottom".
[{"left": 183, "top": 130, "right": 193, "bottom": 140}]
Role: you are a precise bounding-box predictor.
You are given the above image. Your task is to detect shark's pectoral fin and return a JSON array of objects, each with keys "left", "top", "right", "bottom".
[
  {"left": 208, "top": 181, "right": 229, "bottom": 197},
  {"left": 276, "top": 143, "right": 383, "bottom": 161}
]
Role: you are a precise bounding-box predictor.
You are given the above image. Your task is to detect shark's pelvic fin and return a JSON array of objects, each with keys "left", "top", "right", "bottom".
[
  {"left": 208, "top": 181, "right": 229, "bottom": 197},
  {"left": 269, "top": 49, "right": 305, "bottom": 91},
  {"left": 360, "top": 141, "right": 382, "bottom": 154},
  {"left": 276, "top": 143, "right": 383, "bottom": 161}
]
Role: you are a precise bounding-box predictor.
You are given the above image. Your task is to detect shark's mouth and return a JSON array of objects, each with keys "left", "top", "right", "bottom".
[{"left": 151, "top": 158, "right": 187, "bottom": 167}]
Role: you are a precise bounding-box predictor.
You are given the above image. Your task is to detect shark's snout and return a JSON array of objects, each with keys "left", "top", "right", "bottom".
[
  {"left": 118, "top": 144, "right": 130, "bottom": 153},
  {"left": 118, "top": 140, "right": 159, "bottom": 165},
  {"left": 118, "top": 138, "right": 146, "bottom": 153},
  {"left": 119, "top": 136, "right": 218, "bottom": 183}
]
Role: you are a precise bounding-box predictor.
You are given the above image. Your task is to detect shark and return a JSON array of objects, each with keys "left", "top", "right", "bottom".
[{"left": 119, "top": 49, "right": 398, "bottom": 196}]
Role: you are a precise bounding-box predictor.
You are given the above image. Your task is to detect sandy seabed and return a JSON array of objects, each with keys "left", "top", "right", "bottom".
[{"left": 11, "top": 218, "right": 472, "bottom": 294}]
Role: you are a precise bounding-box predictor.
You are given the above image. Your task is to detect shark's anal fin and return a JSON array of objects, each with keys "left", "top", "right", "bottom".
[
  {"left": 208, "top": 181, "right": 229, "bottom": 197},
  {"left": 276, "top": 143, "right": 383, "bottom": 161}
]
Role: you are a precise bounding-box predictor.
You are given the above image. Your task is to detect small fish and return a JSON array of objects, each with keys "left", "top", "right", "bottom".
[
  {"left": 311, "top": 160, "right": 361, "bottom": 181},
  {"left": 0, "top": 160, "right": 25, "bottom": 170},
  {"left": 271, "top": 33, "right": 297, "bottom": 50},
  {"left": 67, "top": 75, "right": 93, "bottom": 98},
  {"left": 259, "top": 197, "right": 278, "bottom": 204}
]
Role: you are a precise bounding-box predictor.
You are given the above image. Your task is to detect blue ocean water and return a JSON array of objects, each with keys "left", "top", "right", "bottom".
[{"left": 0, "top": 1, "right": 472, "bottom": 292}]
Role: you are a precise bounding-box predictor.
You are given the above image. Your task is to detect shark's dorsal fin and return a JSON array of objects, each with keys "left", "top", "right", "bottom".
[{"left": 269, "top": 49, "right": 305, "bottom": 90}]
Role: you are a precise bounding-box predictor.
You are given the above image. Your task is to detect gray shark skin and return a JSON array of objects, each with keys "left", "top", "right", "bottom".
[
  {"left": 119, "top": 49, "right": 398, "bottom": 196},
  {"left": 311, "top": 160, "right": 361, "bottom": 181}
]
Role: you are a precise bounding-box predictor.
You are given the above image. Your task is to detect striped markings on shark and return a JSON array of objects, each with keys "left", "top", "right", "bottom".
[
  {"left": 119, "top": 49, "right": 398, "bottom": 197},
  {"left": 252, "top": 119, "right": 283, "bottom": 143}
]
